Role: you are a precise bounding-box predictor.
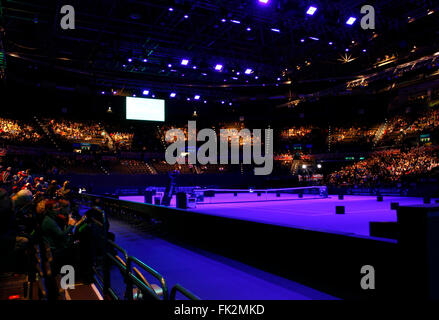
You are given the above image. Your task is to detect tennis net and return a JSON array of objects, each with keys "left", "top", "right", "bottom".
[{"left": 191, "top": 186, "right": 328, "bottom": 204}]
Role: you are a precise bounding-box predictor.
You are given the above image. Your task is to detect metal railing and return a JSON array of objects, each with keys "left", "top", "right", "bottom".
[{"left": 81, "top": 195, "right": 199, "bottom": 301}]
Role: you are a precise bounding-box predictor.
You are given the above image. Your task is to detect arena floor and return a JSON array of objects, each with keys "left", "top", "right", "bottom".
[
  {"left": 107, "top": 219, "right": 337, "bottom": 300},
  {"left": 119, "top": 194, "right": 430, "bottom": 237}
]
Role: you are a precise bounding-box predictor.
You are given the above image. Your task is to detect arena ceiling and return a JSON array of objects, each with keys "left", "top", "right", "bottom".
[{"left": 1, "top": 0, "right": 439, "bottom": 102}]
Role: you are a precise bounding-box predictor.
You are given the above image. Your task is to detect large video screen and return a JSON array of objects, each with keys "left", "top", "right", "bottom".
[{"left": 126, "top": 97, "right": 165, "bottom": 122}]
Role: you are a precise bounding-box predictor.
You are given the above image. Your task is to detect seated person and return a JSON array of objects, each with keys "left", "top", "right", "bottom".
[{"left": 40, "top": 200, "right": 85, "bottom": 272}]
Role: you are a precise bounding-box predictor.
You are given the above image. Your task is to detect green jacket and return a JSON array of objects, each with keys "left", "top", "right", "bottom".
[{"left": 41, "top": 214, "right": 73, "bottom": 251}]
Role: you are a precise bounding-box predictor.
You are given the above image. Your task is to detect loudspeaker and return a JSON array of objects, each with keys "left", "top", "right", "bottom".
[
  {"left": 144, "top": 191, "right": 153, "bottom": 204},
  {"left": 298, "top": 193, "right": 303, "bottom": 198},
  {"left": 369, "top": 222, "right": 398, "bottom": 239},
  {"left": 377, "top": 195, "right": 383, "bottom": 202},
  {"left": 257, "top": 192, "right": 262, "bottom": 197},
  {"left": 424, "top": 196, "right": 431, "bottom": 204},
  {"left": 176, "top": 192, "right": 188, "bottom": 209},
  {"left": 276, "top": 192, "right": 281, "bottom": 197},
  {"left": 234, "top": 192, "right": 238, "bottom": 197},
  {"left": 154, "top": 197, "right": 161, "bottom": 205},
  {"left": 338, "top": 194, "right": 344, "bottom": 200},
  {"left": 204, "top": 190, "right": 215, "bottom": 197},
  {"left": 391, "top": 202, "right": 399, "bottom": 210},
  {"left": 336, "top": 206, "right": 345, "bottom": 214}
]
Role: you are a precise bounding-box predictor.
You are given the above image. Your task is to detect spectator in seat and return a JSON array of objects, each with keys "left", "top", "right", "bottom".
[
  {"left": 40, "top": 200, "right": 76, "bottom": 270},
  {"left": 0, "top": 188, "right": 15, "bottom": 271}
]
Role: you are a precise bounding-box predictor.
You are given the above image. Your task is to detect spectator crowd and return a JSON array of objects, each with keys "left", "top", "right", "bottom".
[
  {"left": 328, "top": 145, "right": 439, "bottom": 186},
  {"left": 0, "top": 164, "right": 107, "bottom": 282}
]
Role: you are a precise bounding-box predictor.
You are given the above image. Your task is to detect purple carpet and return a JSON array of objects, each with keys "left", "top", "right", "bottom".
[{"left": 120, "top": 194, "right": 429, "bottom": 236}]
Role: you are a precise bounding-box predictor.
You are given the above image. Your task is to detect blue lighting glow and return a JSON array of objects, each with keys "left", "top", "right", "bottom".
[
  {"left": 215, "top": 64, "right": 223, "bottom": 71},
  {"left": 306, "top": 6, "right": 317, "bottom": 15},
  {"left": 181, "top": 59, "right": 189, "bottom": 65},
  {"left": 346, "top": 17, "right": 357, "bottom": 25},
  {"left": 170, "top": 92, "right": 176, "bottom": 98},
  {"left": 142, "top": 90, "right": 149, "bottom": 95},
  {"left": 245, "top": 68, "right": 253, "bottom": 74}
]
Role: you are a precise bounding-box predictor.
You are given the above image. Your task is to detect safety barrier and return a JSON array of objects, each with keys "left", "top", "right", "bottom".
[{"left": 81, "top": 200, "right": 198, "bottom": 301}]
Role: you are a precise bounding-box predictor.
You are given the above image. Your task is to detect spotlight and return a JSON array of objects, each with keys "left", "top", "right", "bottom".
[
  {"left": 230, "top": 20, "right": 241, "bottom": 24},
  {"left": 328, "top": 42, "right": 333, "bottom": 45},
  {"left": 168, "top": 8, "right": 174, "bottom": 12},
  {"left": 170, "top": 92, "right": 176, "bottom": 98},
  {"left": 101, "top": 91, "right": 105, "bottom": 95},
  {"left": 181, "top": 59, "right": 189, "bottom": 65},
  {"left": 184, "top": 15, "right": 189, "bottom": 19},
  {"left": 246, "top": 27, "right": 252, "bottom": 31},
  {"left": 221, "top": 18, "right": 227, "bottom": 22},
  {"left": 271, "top": 28, "right": 280, "bottom": 33},
  {"left": 245, "top": 68, "right": 253, "bottom": 74},
  {"left": 142, "top": 90, "right": 149, "bottom": 95},
  {"left": 193, "top": 66, "right": 197, "bottom": 69},
  {"left": 259, "top": 0, "right": 269, "bottom": 4},
  {"left": 194, "top": 95, "right": 200, "bottom": 100},
  {"left": 143, "top": 59, "right": 147, "bottom": 62},
  {"left": 302, "top": 164, "right": 307, "bottom": 169},
  {"left": 300, "top": 39, "right": 305, "bottom": 43},
  {"left": 215, "top": 64, "right": 223, "bottom": 71},
  {"left": 306, "top": 6, "right": 317, "bottom": 15},
  {"left": 363, "top": 49, "right": 367, "bottom": 52},
  {"left": 317, "top": 164, "right": 322, "bottom": 169},
  {"left": 168, "top": 64, "right": 172, "bottom": 68},
  {"left": 127, "top": 58, "right": 133, "bottom": 62},
  {"left": 346, "top": 17, "right": 357, "bottom": 25},
  {"left": 309, "top": 37, "right": 319, "bottom": 41}
]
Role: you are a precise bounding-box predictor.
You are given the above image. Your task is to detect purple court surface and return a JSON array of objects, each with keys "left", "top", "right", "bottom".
[{"left": 119, "top": 194, "right": 431, "bottom": 237}]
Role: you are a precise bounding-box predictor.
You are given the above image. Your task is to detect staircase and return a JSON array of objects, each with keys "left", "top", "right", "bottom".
[
  {"left": 372, "top": 120, "right": 388, "bottom": 149},
  {"left": 145, "top": 161, "right": 157, "bottom": 175},
  {"left": 33, "top": 116, "right": 61, "bottom": 151}
]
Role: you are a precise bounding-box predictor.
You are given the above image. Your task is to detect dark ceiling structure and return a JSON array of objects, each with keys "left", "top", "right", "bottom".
[{"left": 1, "top": 0, "right": 439, "bottom": 103}]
